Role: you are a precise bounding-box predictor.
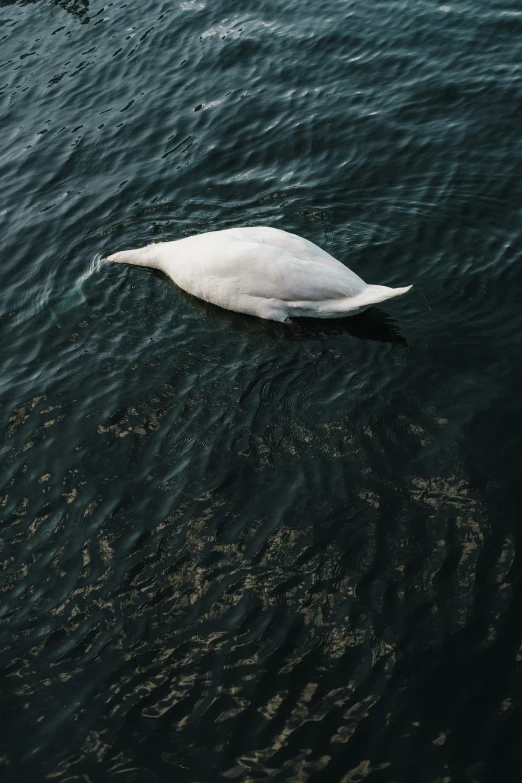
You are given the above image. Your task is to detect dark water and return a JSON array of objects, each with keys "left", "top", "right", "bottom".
[{"left": 2, "top": 0, "right": 522, "bottom": 780}]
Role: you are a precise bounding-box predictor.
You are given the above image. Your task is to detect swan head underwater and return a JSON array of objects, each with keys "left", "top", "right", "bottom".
[{"left": 107, "top": 226, "right": 412, "bottom": 323}]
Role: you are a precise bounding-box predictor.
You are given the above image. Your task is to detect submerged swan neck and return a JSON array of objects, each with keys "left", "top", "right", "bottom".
[{"left": 108, "top": 244, "right": 162, "bottom": 269}]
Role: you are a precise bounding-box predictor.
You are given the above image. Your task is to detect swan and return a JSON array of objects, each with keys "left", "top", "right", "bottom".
[{"left": 107, "top": 226, "right": 411, "bottom": 322}]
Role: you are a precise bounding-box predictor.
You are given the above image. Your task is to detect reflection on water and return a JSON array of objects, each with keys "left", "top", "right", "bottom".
[{"left": 291, "top": 310, "right": 407, "bottom": 346}]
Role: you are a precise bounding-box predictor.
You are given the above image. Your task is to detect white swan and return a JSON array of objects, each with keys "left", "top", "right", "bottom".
[{"left": 107, "top": 226, "right": 411, "bottom": 322}]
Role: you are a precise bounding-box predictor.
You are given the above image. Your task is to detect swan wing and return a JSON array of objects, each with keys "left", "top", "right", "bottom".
[
  {"left": 216, "top": 226, "right": 357, "bottom": 273},
  {"left": 159, "top": 236, "right": 367, "bottom": 304}
]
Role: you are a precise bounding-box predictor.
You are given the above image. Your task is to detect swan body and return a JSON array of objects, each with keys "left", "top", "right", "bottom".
[{"left": 107, "top": 226, "right": 411, "bottom": 322}]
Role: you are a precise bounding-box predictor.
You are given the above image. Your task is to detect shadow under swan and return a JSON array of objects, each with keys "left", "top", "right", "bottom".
[{"left": 152, "top": 269, "right": 408, "bottom": 346}]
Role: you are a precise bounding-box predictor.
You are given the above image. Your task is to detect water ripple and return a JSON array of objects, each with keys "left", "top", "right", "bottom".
[{"left": 1, "top": 0, "right": 521, "bottom": 780}]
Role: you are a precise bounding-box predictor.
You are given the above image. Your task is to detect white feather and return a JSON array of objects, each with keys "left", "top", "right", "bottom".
[{"left": 107, "top": 226, "right": 412, "bottom": 322}]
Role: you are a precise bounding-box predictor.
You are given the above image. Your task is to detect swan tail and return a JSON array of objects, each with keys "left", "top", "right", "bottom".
[
  {"left": 106, "top": 247, "right": 159, "bottom": 268},
  {"left": 343, "top": 284, "right": 412, "bottom": 311}
]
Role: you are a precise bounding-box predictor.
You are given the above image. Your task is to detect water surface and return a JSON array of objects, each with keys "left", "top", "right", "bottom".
[{"left": 1, "top": 1, "right": 522, "bottom": 781}]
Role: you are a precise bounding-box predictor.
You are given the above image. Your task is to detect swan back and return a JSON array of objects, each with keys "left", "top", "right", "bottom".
[{"left": 107, "top": 226, "right": 411, "bottom": 321}]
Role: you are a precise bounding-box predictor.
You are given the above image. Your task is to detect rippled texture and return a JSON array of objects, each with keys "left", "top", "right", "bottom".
[{"left": 1, "top": 1, "right": 522, "bottom": 781}]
